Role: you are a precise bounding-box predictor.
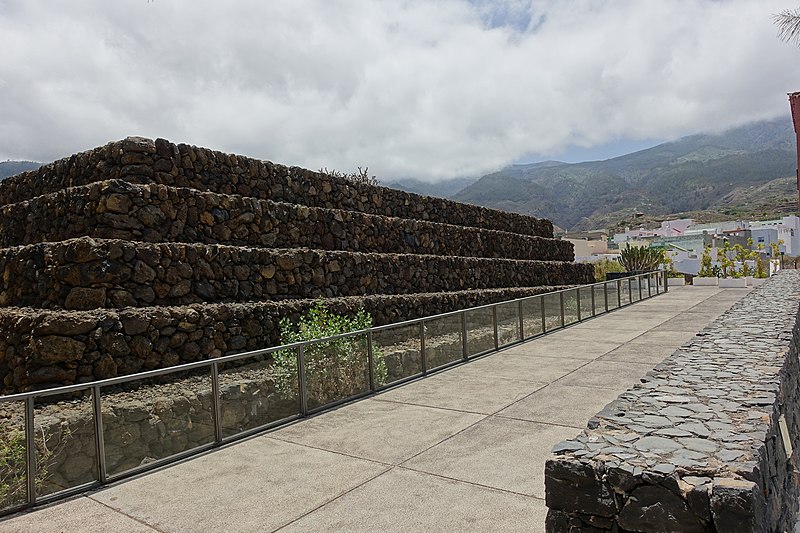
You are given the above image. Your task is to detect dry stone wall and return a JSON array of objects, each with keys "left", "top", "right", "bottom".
[
  {"left": 0, "top": 286, "right": 562, "bottom": 394},
  {"left": 0, "top": 238, "right": 590, "bottom": 310},
  {"left": 545, "top": 271, "right": 800, "bottom": 532},
  {"left": 0, "top": 180, "right": 573, "bottom": 261},
  {"left": 0, "top": 135, "right": 590, "bottom": 394}
]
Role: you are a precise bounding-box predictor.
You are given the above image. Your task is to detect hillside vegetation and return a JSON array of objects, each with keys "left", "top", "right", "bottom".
[{"left": 404, "top": 118, "right": 796, "bottom": 231}]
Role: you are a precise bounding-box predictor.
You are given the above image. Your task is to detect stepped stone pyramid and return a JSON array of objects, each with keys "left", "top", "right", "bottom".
[{"left": 0, "top": 136, "right": 593, "bottom": 393}]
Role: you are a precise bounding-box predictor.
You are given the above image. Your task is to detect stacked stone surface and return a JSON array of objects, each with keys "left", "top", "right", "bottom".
[
  {"left": 545, "top": 271, "right": 800, "bottom": 532},
  {"left": 0, "top": 136, "right": 592, "bottom": 393}
]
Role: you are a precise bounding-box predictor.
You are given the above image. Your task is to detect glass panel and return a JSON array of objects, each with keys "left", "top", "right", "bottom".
[
  {"left": 34, "top": 389, "right": 97, "bottom": 497},
  {"left": 0, "top": 400, "right": 27, "bottom": 511},
  {"left": 424, "top": 314, "right": 463, "bottom": 370},
  {"left": 593, "top": 283, "right": 607, "bottom": 315},
  {"left": 579, "top": 287, "right": 594, "bottom": 319},
  {"left": 304, "top": 333, "right": 370, "bottom": 411},
  {"left": 373, "top": 323, "right": 422, "bottom": 387},
  {"left": 521, "top": 296, "right": 543, "bottom": 339},
  {"left": 466, "top": 308, "right": 495, "bottom": 357},
  {"left": 101, "top": 369, "right": 215, "bottom": 477},
  {"left": 562, "top": 289, "right": 579, "bottom": 325},
  {"left": 630, "top": 278, "right": 641, "bottom": 303},
  {"left": 642, "top": 275, "right": 651, "bottom": 297},
  {"left": 620, "top": 279, "right": 631, "bottom": 305},
  {"left": 496, "top": 302, "right": 521, "bottom": 347},
  {"left": 543, "top": 292, "right": 563, "bottom": 332},
  {"left": 218, "top": 354, "right": 298, "bottom": 439},
  {"left": 606, "top": 282, "right": 619, "bottom": 310},
  {"left": 654, "top": 272, "right": 662, "bottom": 293}
]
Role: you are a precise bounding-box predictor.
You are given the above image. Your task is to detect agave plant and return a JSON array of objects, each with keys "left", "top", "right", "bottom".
[{"left": 617, "top": 245, "right": 664, "bottom": 272}]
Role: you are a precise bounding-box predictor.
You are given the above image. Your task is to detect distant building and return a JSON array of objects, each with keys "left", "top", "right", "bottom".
[{"left": 563, "top": 230, "right": 609, "bottom": 262}]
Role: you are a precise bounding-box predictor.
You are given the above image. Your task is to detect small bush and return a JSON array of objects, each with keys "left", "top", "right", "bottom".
[
  {"left": 594, "top": 258, "right": 625, "bottom": 281},
  {"left": 618, "top": 245, "right": 664, "bottom": 271},
  {"left": 272, "top": 301, "right": 386, "bottom": 406},
  {"left": 0, "top": 425, "right": 62, "bottom": 509}
]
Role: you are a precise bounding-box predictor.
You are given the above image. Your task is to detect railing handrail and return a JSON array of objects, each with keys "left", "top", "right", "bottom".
[
  {"left": 0, "top": 269, "right": 668, "bottom": 517},
  {"left": 0, "top": 271, "right": 661, "bottom": 404},
  {"left": 0, "top": 271, "right": 659, "bottom": 404}
]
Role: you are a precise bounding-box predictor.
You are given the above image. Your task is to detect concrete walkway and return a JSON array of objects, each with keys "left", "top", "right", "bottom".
[{"left": 0, "top": 286, "right": 749, "bottom": 533}]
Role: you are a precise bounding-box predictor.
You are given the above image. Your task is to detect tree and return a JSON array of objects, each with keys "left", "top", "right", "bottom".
[{"left": 774, "top": 8, "right": 800, "bottom": 45}]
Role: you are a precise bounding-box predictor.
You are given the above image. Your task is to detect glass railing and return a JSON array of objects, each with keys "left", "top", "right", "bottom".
[{"left": 0, "top": 270, "right": 667, "bottom": 516}]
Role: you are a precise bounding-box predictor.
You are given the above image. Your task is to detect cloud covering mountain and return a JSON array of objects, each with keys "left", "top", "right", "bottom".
[{"left": 1, "top": 0, "right": 798, "bottom": 180}]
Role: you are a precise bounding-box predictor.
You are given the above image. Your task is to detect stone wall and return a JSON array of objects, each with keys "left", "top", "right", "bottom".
[
  {"left": 0, "top": 137, "right": 553, "bottom": 238},
  {"left": 0, "top": 286, "right": 562, "bottom": 394},
  {"left": 544, "top": 272, "right": 800, "bottom": 532},
  {"left": 0, "top": 180, "right": 573, "bottom": 261},
  {"left": 0, "top": 237, "right": 592, "bottom": 310}
]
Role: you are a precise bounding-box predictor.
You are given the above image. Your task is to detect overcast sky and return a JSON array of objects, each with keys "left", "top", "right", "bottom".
[{"left": 1, "top": 0, "right": 798, "bottom": 180}]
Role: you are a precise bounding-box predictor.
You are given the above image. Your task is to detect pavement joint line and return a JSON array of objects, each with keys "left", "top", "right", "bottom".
[
  {"left": 393, "top": 464, "right": 546, "bottom": 501},
  {"left": 492, "top": 413, "right": 585, "bottom": 430},
  {"left": 85, "top": 496, "right": 166, "bottom": 533},
  {"left": 262, "top": 435, "right": 395, "bottom": 468},
  {"left": 271, "top": 465, "right": 394, "bottom": 533}
]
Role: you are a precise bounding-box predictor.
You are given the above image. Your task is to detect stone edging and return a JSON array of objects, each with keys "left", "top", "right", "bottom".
[{"left": 545, "top": 271, "right": 800, "bottom": 532}]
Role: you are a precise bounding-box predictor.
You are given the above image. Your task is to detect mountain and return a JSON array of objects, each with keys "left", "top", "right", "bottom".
[
  {"left": 452, "top": 118, "right": 796, "bottom": 231},
  {"left": 385, "top": 176, "right": 478, "bottom": 198},
  {"left": 0, "top": 161, "right": 41, "bottom": 180}
]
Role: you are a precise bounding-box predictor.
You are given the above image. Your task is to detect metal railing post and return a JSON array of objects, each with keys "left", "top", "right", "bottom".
[
  {"left": 638, "top": 275, "right": 643, "bottom": 301},
  {"left": 617, "top": 280, "right": 622, "bottom": 308},
  {"left": 420, "top": 321, "right": 427, "bottom": 374},
  {"left": 604, "top": 282, "right": 609, "bottom": 312},
  {"left": 590, "top": 286, "right": 595, "bottom": 317},
  {"left": 518, "top": 299, "right": 525, "bottom": 340},
  {"left": 25, "top": 396, "right": 35, "bottom": 505},
  {"left": 461, "top": 311, "right": 468, "bottom": 361},
  {"left": 559, "top": 292, "right": 565, "bottom": 327},
  {"left": 93, "top": 385, "right": 107, "bottom": 483},
  {"left": 211, "top": 363, "right": 223, "bottom": 444},
  {"left": 540, "top": 295, "right": 546, "bottom": 332},
  {"left": 297, "top": 345, "right": 308, "bottom": 416},
  {"left": 664, "top": 270, "right": 669, "bottom": 292},
  {"left": 492, "top": 305, "right": 499, "bottom": 350},
  {"left": 366, "top": 331, "right": 376, "bottom": 392},
  {"left": 576, "top": 289, "right": 582, "bottom": 321}
]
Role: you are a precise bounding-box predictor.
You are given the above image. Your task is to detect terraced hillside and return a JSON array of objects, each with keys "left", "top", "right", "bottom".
[{"left": 0, "top": 137, "right": 592, "bottom": 393}]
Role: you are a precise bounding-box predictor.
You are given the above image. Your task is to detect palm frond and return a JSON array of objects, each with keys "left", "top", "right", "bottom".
[{"left": 774, "top": 9, "right": 800, "bottom": 45}]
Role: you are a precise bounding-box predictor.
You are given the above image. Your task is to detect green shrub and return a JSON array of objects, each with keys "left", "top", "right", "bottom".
[
  {"left": 618, "top": 245, "right": 664, "bottom": 271},
  {"left": 0, "top": 425, "right": 62, "bottom": 509},
  {"left": 272, "top": 301, "right": 386, "bottom": 406},
  {"left": 698, "top": 246, "right": 714, "bottom": 277},
  {"left": 594, "top": 258, "right": 625, "bottom": 281}
]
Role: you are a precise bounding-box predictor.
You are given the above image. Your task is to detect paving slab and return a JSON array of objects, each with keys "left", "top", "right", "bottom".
[
  {"left": 500, "top": 338, "right": 622, "bottom": 360},
  {"left": 0, "top": 497, "right": 157, "bottom": 533},
  {"left": 279, "top": 467, "right": 547, "bottom": 533},
  {"left": 553, "top": 360, "right": 654, "bottom": 390},
  {"left": 403, "top": 416, "right": 577, "bottom": 498},
  {"left": 88, "top": 436, "right": 388, "bottom": 532},
  {"left": 498, "top": 383, "right": 625, "bottom": 428},
  {"left": 270, "top": 398, "right": 483, "bottom": 464},
  {"left": 458, "top": 352, "right": 588, "bottom": 382},
  {"left": 601, "top": 342, "right": 682, "bottom": 365},
  {"left": 374, "top": 368, "right": 547, "bottom": 414},
  {"left": 625, "top": 329, "right": 700, "bottom": 346}
]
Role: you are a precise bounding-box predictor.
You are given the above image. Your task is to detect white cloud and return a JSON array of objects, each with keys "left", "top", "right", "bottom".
[{"left": 1, "top": 0, "right": 798, "bottom": 179}]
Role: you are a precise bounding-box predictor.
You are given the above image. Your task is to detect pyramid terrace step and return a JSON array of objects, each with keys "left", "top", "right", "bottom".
[
  {"left": 0, "top": 180, "right": 574, "bottom": 261},
  {"left": 0, "top": 238, "right": 594, "bottom": 309},
  {"left": 0, "top": 137, "right": 553, "bottom": 238},
  {"left": 0, "top": 285, "right": 572, "bottom": 393}
]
